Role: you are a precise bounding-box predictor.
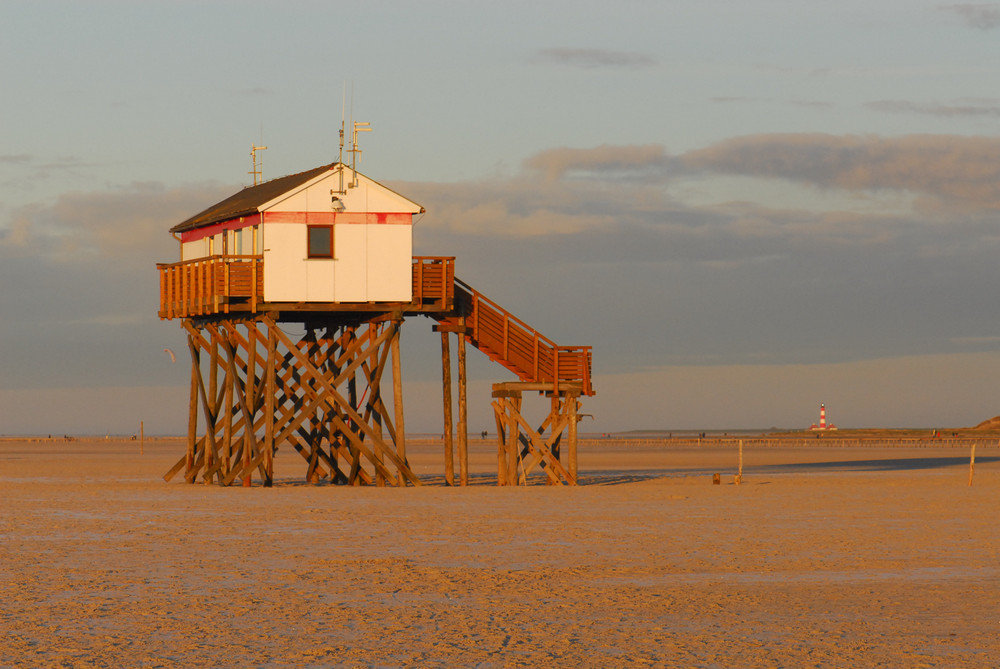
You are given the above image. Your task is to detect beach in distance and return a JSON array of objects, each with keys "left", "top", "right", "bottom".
[{"left": 3, "top": 435, "right": 1000, "bottom": 667}]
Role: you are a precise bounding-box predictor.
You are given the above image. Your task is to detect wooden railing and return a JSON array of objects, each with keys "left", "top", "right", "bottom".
[
  {"left": 411, "top": 256, "right": 455, "bottom": 311},
  {"left": 453, "top": 279, "right": 593, "bottom": 395},
  {"left": 159, "top": 255, "right": 456, "bottom": 319},
  {"left": 158, "top": 255, "right": 262, "bottom": 319}
]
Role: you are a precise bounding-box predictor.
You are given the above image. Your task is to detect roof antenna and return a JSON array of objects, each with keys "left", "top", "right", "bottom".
[
  {"left": 346, "top": 81, "right": 371, "bottom": 188},
  {"left": 349, "top": 120, "right": 371, "bottom": 188},
  {"left": 249, "top": 143, "right": 267, "bottom": 186},
  {"left": 335, "top": 81, "right": 346, "bottom": 194}
]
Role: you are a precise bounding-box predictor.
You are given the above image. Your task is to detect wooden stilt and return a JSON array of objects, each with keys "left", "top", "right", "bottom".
[
  {"left": 185, "top": 332, "right": 199, "bottom": 479},
  {"left": 506, "top": 396, "right": 522, "bottom": 486},
  {"left": 441, "top": 331, "right": 455, "bottom": 486},
  {"left": 263, "top": 318, "right": 276, "bottom": 486},
  {"left": 568, "top": 392, "right": 578, "bottom": 484},
  {"left": 219, "top": 328, "right": 233, "bottom": 485},
  {"left": 457, "top": 321, "right": 468, "bottom": 486},
  {"left": 390, "top": 319, "right": 407, "bottom": 487}
]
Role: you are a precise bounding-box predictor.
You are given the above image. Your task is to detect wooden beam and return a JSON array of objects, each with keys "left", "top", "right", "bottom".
[
  {"left": 457, "top": 319, "right": 469, "bottom": 486},
  {"left": 441, "top": 331, "right": 454, "bottom": 486},
  {"left": 271, "top": 323, "right": 421, "bottom": 485},
  {"left": 568, "top": 393, "right": 579, "bottom": 484},
  {"left": 263, "top": 317, "right": 276, "bottom": 486},
  {"left": 390, "top": 320, "right": 407, "bottom": 487},
  {"left": 185, "top": 330, "right": 199, "bottom": 480}
]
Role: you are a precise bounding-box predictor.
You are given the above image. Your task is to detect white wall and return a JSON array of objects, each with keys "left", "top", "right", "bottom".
[
  {"left": 333, "top": 224, "right": 367, "bottom": 302},
  {"left": 262, "top": 223, "right": 308, "bottom": 302},
  {"left": 367, "top": 225, "right": 412, "bottom": 302}
]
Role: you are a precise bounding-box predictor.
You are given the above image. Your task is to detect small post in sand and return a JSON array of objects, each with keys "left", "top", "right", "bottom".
[
  {"left": 734, "top": 438, "right": 744, "bottom": 485},
  {"left": 968, "top": 440, "right": 977, "bottom": 487},
  {"left": 140, "top": 421, "right": 144, "bottom": 456}
]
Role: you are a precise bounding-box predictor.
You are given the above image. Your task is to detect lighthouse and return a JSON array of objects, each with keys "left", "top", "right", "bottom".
[{"left": 809, "top": 403, "right": 837, "bottom": 431}]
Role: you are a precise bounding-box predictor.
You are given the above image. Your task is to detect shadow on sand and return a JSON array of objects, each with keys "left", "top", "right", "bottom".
[
  {"left": 761, "top": 455, "right": 1000, "bottom": 474},
  {"left": 220, "top": 456, "right": 997, "bottom": 488}
]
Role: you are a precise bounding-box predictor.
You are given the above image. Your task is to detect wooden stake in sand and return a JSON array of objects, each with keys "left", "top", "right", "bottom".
[
  {"left": 140, "top": 421, "right": 144, "bottom": 456},
  {"left": 734, "top": 438, "right": 743, "bottom": 485},
  {"left": 968, "top": 440, "right": 977, "bottom": 487}
]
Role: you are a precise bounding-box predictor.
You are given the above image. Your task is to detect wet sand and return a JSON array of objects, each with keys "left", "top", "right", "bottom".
[{"left": 2, "top": 437, "right": 999, "bottom": 667}]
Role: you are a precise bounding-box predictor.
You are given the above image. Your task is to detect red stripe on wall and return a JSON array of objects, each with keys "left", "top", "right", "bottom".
[
  {"left": 180, "top": 216, "right": 259, "bottom": 243},
  {"left": 180, "top": 211, "right": 412, "bottom": 243},
  {"left": 263, "top": 212, "right": 411, "bottom": 225}
]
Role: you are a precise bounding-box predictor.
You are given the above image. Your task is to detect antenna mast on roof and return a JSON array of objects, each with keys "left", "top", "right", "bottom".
[
  {"left": 335, "top": 82, "right": 347, "bottom": 195},
  {"left": 349, "top": 120, "right": 371, "bottom": 188},
  {"left": 249, "top": 144, "right": 268, "bottom": 186}
]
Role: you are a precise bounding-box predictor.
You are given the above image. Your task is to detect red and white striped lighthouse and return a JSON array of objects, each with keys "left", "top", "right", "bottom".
[{"left": 819, "top": 403, "right": 827, "bottom": 430}]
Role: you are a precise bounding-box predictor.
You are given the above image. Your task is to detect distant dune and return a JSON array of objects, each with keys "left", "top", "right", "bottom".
[{"left": 973, "top": 415, "right": 1000, "bottom": 430}]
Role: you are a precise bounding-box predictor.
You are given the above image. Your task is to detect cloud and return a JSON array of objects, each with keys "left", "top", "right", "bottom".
[
  {"left": 680, "top": 133, "right": 1000, "bottom": 211},
  {"left": 2, "top": 181, "right": 235, "bottom": 269},
  {"left": 942, "top": 3, "right": 1000, "bottom": 29},
  {"left": 533, "top": 48, "right": 656, "bottom": 70},
  {"left": 868, "top": 98, "right": 1000, "bottom": 117},
  {"left": 398, "top": 135, "right": 1000, "bottom": 264},
  {"left": 523, "top": 144, "right": 670, "bottom": 181},
  {"left": 789, "top": 99, "right": 836, "bottom": 110}
]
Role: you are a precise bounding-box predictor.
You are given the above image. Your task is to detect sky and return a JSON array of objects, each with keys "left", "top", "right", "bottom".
[{"left": 4, "top": 1, "right": 1000, "bottom": 435}]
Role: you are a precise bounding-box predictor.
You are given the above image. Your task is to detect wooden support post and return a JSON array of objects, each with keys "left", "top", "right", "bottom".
[
  {"left": 205, "top": 331, "right": 219, "bottom": 484},
  {"left": 263, "top": 317, "right": 276, "bottom": 487},
  {"left": 969, "top": 440, "right": 977, "bottom": 487},
  {"left": 735, "top": 439, "right": 744, "bottom": 485},
  {"left": 390, "top": 319, "right": 407, "bottom": 486},
  {"left": 457, "top": 322, "right": 468, "bottom": 486},
  {"left": 221, "top": 330, "right": 234, "bottom": 484},
  {"left": 568, "top": 393, "right": 578, "bottom": 484},
  {"left": 507, "top": 395, "right": 522, "bottom": 486},
  {"left": 441, "top": 331, "right": 455, "bottom": 486},
  {"left": 493, "top": 400, "right": 510, "bottom": 488},
  {"left": 243, "top": 323, "right": 256, "bottom": 487},
  {"left": 369, "top": 323, "right": 386, "bottom": 487},
  {"left": 185, "top": 331, "right": 199, "bottom": 480}
]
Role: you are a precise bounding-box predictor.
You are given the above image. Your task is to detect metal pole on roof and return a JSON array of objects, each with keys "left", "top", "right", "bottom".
[{"left": 250, "top": 144, "right": 267, "bottom": 186}]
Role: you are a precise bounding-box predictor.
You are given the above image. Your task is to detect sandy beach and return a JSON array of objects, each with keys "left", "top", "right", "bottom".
[{"left": 3, "top": 437, "right": 999, "bottom": 667}]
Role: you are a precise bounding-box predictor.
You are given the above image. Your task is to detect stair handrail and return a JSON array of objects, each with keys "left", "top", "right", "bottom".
[
  {"left": 454, "top": 278, "right": 560, "bottom": 352},
  {"left": 453, "top": 277, "right": 593, "bottom": 394}
]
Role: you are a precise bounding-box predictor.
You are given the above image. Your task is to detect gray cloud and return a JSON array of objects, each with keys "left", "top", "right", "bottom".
[
  {"left": 0, "top": 182, "right": 236, "bottom": 396},
  {"left": 522, "top": 144, "right": 670, "bottom": 182},
  {"left": 533, "top": 48, "right": 656, "bottom": 70},
  {"left": 400, "top": 135, "right": 1000, "bottom": 253},
  {"left": 790, "top": 99, "right": 836, "bottom": 110},
  {"left": 2, "top": 181, "right": 235, "bottom": 270},
  {"left": 943, "top": 3, "right": 1000, "bottom": 29},
  {"left": 868, "top": 98, "right": 1000, "bottom": 117},
  {"left": 680, "top": 133, "right": 1000, "bottom": 211}
]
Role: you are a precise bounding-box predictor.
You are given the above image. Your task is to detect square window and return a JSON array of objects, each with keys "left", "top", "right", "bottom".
[{"left": 307, "top": 225, "right": 333, "bottom": 258}]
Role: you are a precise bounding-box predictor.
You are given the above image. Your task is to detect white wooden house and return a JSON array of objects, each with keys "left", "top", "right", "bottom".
[{"left": 169, "top": 162, "right": 424, "bottom": 304}]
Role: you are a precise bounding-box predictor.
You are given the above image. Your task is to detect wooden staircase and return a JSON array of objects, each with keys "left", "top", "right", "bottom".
[{"left": 435, "top": 278, "right": 594, "bottom": 396}]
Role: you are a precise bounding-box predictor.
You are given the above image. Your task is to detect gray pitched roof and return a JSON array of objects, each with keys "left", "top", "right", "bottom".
[{"left": 170, "top": 163, "right": 336, "bottom": 233}]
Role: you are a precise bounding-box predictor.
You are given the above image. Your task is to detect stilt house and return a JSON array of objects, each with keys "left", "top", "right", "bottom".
[{"left": 158, "top": 159, "right": 593, "bottom": 488}]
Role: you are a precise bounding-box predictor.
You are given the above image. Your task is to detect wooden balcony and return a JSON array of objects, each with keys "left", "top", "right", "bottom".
[
  {"left": 158, "top": 255, "right": 262, "bottom": 319},
  {"left": 157, "top": 255, "right": 455, "bottom": 320}
]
